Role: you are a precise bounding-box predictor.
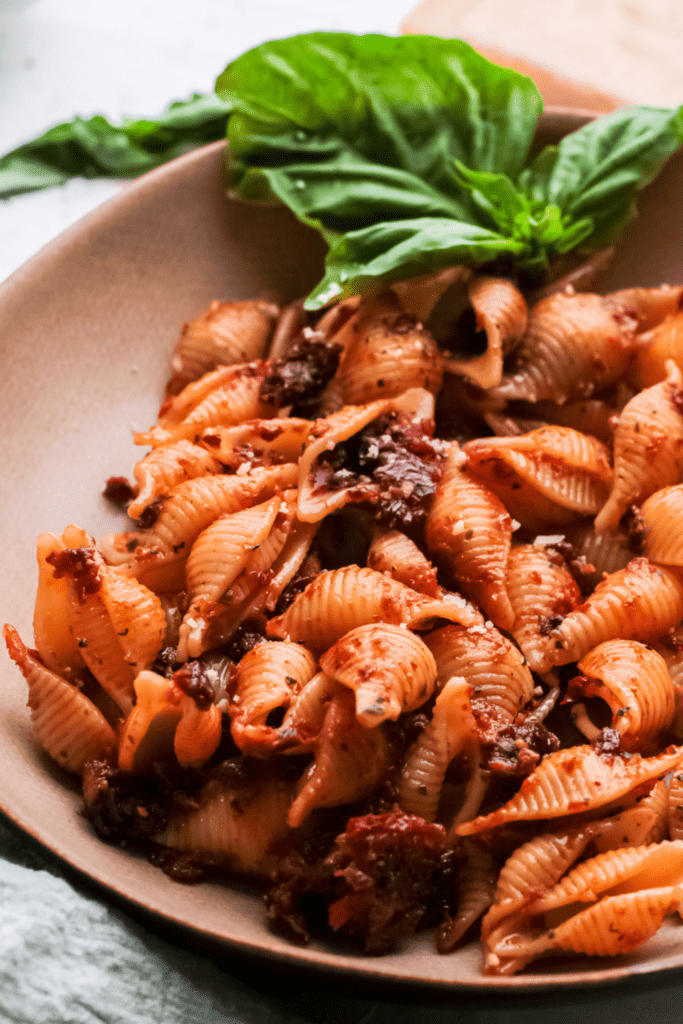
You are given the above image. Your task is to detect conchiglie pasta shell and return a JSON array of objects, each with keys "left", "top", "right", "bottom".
[
  {"left": 173, "top": 701, "right": 223, "bottom": 769},
  {"left": 506, "top": 543, "right": 581, "bottom": 674},
  {"left": 490, "top": 825, "right": 597, "bottom": 913},
  {"left": 135, "top": 362, "right": 272, "bottom": 447},
  {"left": 628, "top": 308, "right": 683, "bottom": 390},
  {"left": 153, "top": 463, "right": 297, "bottom": 552},
  {"left": 118, "top": 670, "right": 222, "bottom": 771},
  {"left": 129, "top": 440, "right": 221, "bottom": 520},
  {"left": 266, "top": 565, "right": 477, "bottom": 651},
  {"left": 398, "top": 676, "right": 475, "bottom": 821},
  {"left": 425, "top": 623, "right": 535, "bottom": 725},
  {"left": 465, "top": 426, "right": 613, "bottom": 519},
  {"left": 367, "top": 528, "right": 439, "bottom": 596},
  {"left": 61, "top": 556, "right": 136, "bottom": 715},
  {"left": 595, "top": 363, "right": 683, "bottom": 532},
  {"left": 3, "top": 624, "right": 116, "bottom": 773},
  {"left": 456, "top": 744, "right": 683, "bottom": 836},
  {"left": 118, "top": 671, "right": 183, "bottom": 772},
  {"left": 444, "top": 276, "right": 528, "bottom": 390},
  {"left": 179, "top": 496, "right": 298, "bottom": 660},
  {"left": 156, "top": 771, "right": 296, "bottom": 877},
  {"left": 489, "top": 291, "right": 638, "bottom": 404},
  {"left": 198, "top": 417, "right": 312, "bottom": 471},
  {"left": 642, "top": 485, "right": 683, "bottom": 566},
  {"left": 231, "top": 640, "right": 318, "bottom": 754},
  {"left": 481, "top": 807, "right": 668, "bottom": 973},
  {"left": 570, "top": 640, "right": 674, "bottom": 753},
  {"left": 166, "top": 299, "right": 278, "bottom": 396},
  {"left": 287, "top": 689, "right": 390, "bottom": 827},
  {"left": 296, "top": 388, "right": 435, "bottom": 523},
  {"left": 193, "top": 522, "right": 318, "bottom": 660},
  {"left": 491, "top": 883, "right": 683, "bottom": 967},
  {"left": 610, "top": 284, "right": 683, "bottom": 333},
  {"left": 119, "top": 463, "right": 299, "bottom": 587},
  {"left": 99, "top": 567, "right": 166, "bottom": 675},
  {"left": 426, "top": 442, "right": 515, "bottom": 630},
  {"left": 625, "top": 780, "right": 669, "bottom": 847},
  {"left": 526, "top": 887, "right": 683, "bottom": 958},
  {"left": 338, "top": 309, "right": 443, "bottom": 405},
  {"left": 531, "top": 558, "right": 683, "bottom": 674},
  {"left": 481, "top": 823, "right": 598, "bottom": 973},
  {"left": 224, "top": 517, "right": 318, "bottom": 624},
  {"left": 296, "top": 398, "right": 390, "bottom": 524},
  {"left": 323, "top": 291, "right": 401, "bottom": 359},
  {"left": 33, "top": 532, "right": 86, "bottom": 679},
  {"left": 276, "top": 671, "right": 341, "bottom": 754},
  {"left": 521, "top": 841, "right": 683, "bottom": 922},
  {"left": 319, "top": 623, "right": 437, "bottom": 727},
  {"left": 438, "top": 840, "right": 497, "bottom": 953},
  {"left": 185, "top": 496, "right": 282, "bottom": 604},
  {"left": 589, "top": 805, "right": 662, "bottom": 854}
]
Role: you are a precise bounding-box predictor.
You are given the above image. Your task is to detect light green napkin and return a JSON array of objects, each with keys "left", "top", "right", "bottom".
[{"left": 0, "top": 821, "right": 310, "bottom": 1024}]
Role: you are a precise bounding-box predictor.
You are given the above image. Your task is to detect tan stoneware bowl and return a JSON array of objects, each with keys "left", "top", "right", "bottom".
[{"left": 2, "top": 113, "right": 683, "bottom": 990}]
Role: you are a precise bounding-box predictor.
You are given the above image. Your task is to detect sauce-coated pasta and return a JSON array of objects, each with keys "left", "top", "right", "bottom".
[{"left": 6, "top": 275, "right": 683, "bottom": 977}]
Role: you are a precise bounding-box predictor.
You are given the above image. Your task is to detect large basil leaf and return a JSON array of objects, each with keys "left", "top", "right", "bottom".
[
  {"left": 217, "top": 33, "right": 542, "bottom": 199},
  {"left": 0, "top": 94, "right": 231, "bottom": 198},
  {"left": 307, "top": 217, "right": 527, "bottom": 306},
  {"left": 216, "top": 32, "right": 542, "bottom": 306},
  {"left": 522, "top": 105, "right": 683, "bottom": 248},
  {"left": 260, "top": 158, "right": 472, "bottom": 234}
]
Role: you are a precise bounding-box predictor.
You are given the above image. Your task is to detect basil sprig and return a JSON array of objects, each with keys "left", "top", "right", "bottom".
[
  {"left": 216, "top": 33, "right": 683, "bottom": 308},
  {"left": 1, "top": 32, "right": 681, "bottom": 310}
]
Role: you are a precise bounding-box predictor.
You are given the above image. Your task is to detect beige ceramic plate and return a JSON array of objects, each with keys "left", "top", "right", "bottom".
[{"left": 3, "top": 116, "right": 683, "bottom": 990}]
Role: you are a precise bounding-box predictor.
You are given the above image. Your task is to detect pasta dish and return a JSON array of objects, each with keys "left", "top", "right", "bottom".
[{"left": 6, "top": 266, "right": 683, "bottom": 974}]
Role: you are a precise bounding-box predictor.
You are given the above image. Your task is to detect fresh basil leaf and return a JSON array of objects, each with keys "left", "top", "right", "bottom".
[
  {"left": 217, "top": 32, "right": 543, "bottom": 201},
  {"left": 260, "top": 157, "right": 472, "bottom": 235},
  {"left": 217, "top": 32, "right": 542, "bottom": 302},
  {"left": 453, "top": 161, "right": 595, "bottom": 265},
  {"left": 524, "top": 105, "right": 683, "bottom": 247},
  {"left": 452, "top": 162, "right": 529, "bottom": 235},
  {"left": 0, "top": 155, "right": 70, "bottom": 195},
  {"left": 0, "top": 93, "right": 231, "bottom": 198},
  {"left": 305, "top": 217, "right": 527, "bottom": 308}
]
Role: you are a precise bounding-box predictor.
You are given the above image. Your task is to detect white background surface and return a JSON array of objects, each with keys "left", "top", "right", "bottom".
[{"left": 0, "top": 0, "right": 413, "bottom": 283}]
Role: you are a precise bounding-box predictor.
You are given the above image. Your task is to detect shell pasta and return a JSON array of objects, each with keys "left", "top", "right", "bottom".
[{"left": 7, "top": 273, "right": 683, "bottom": 978}]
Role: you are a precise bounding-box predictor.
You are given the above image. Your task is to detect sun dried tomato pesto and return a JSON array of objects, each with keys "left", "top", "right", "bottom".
[
  {"left": 485, "top": 719, "right": 561, "bottom": 777},
  {"left": 313, "top": 411, "right": 446, "bottom": 530},
  {"left": 260, "top": 334, "right": 342, "bottom": 408},
  {"left": 102, "top": 476, "right": 135, "bottom": 507},
  {"left": 172, "top": 661, "right": 216, "bottom": 710},
  {"left": 135, "top": 497, "right": 164, "bottom": 530},
  {"left": 544, "top": 539, "right": 596, "bottom": 598},
  {"left": 266, "top": 809, "right": 450, "bottom": 953},
  {"left": 46, "top": 548, "right": 101, "bottom": 604}
]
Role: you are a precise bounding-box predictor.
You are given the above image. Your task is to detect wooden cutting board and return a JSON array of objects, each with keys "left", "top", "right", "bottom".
[{"left": 402, "top": 0, "right": 683, "bottom": 112}]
